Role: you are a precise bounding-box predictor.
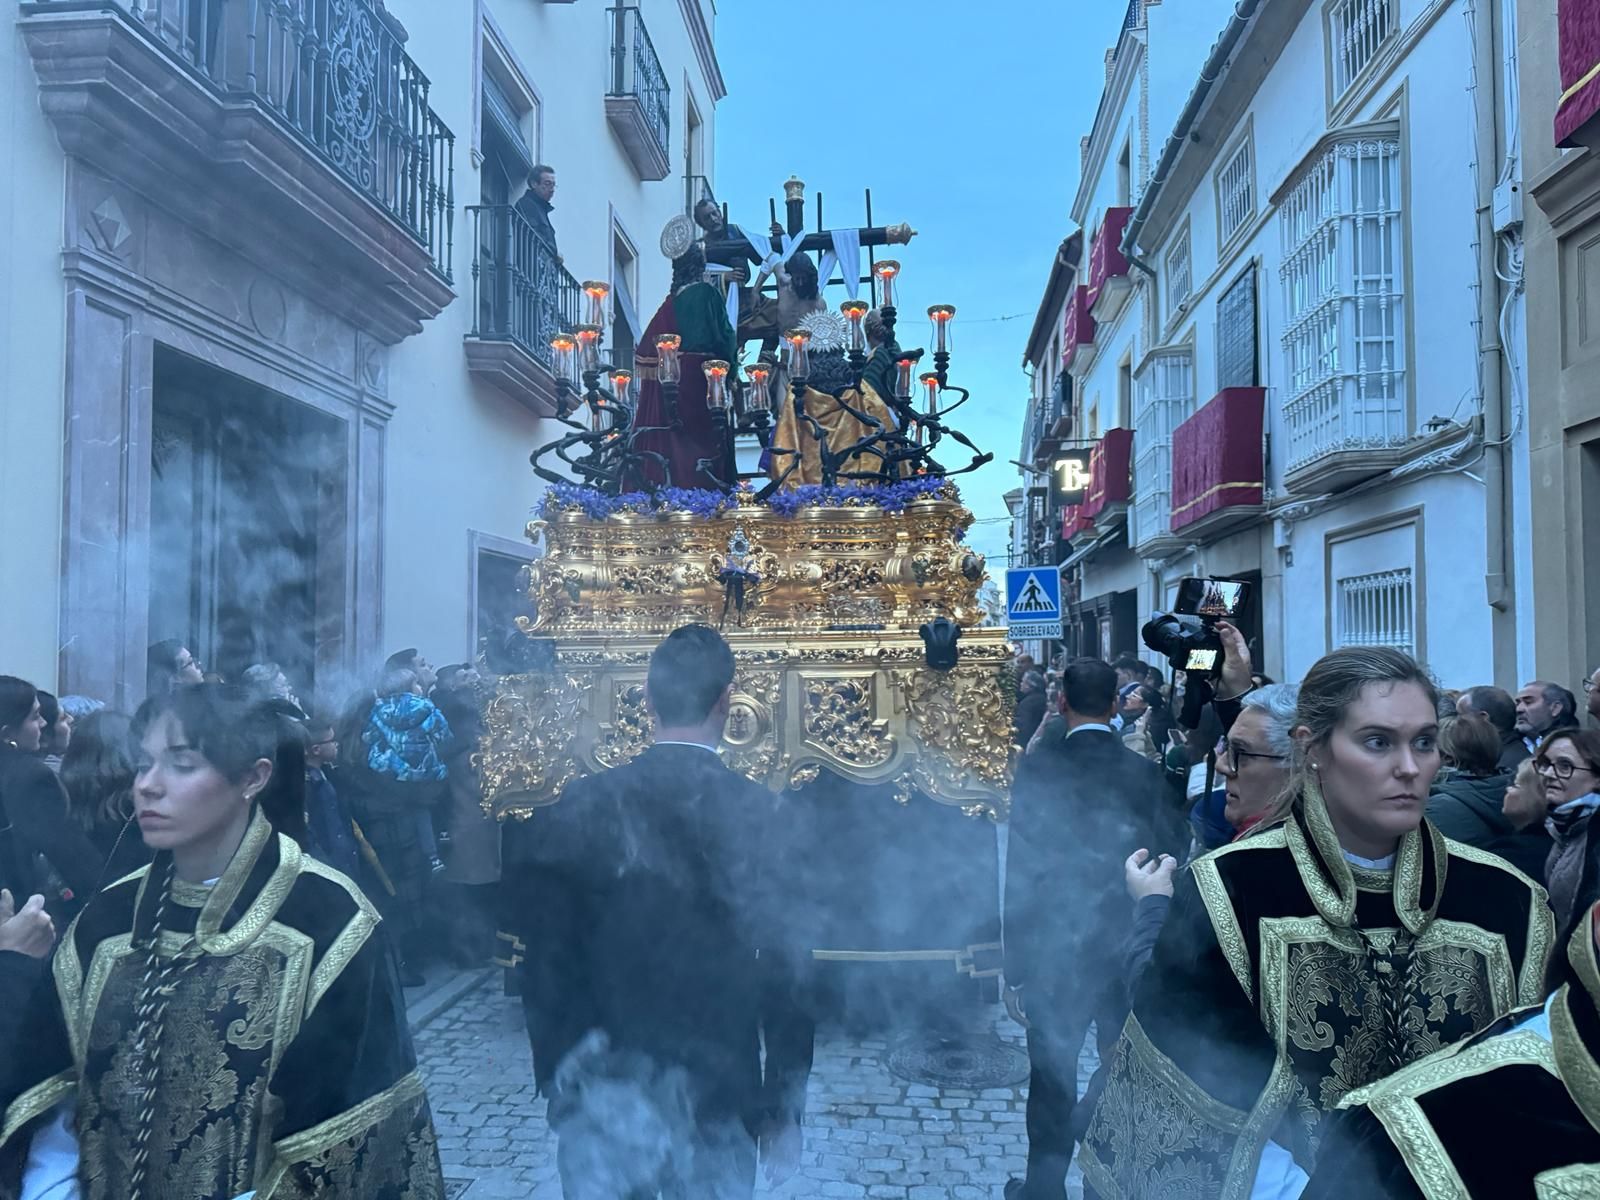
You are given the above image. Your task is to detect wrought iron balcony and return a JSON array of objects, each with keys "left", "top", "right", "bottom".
[
  {"left": 607, "top": 6, "right": 671, "bottom": 180},
  {"left": 20, "top": 0, "right": 455, "bottom": 342},
  {"left": 465, "top": 204, "right": 583, "bottom": 414},
  {"left": 1170, "top": 387, "right": 1266, "bottom": 540}
]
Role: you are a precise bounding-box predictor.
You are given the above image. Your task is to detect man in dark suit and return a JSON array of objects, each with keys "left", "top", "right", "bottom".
[
  {"left": 514, "top": 625, "right": 815, "bottom": 1200},
  {"left": 1003, "top": 657, "right": 1174, "bottom": 1200}
]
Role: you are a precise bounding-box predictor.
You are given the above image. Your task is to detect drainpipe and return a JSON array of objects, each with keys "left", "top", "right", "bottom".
[
  {"left": 1469, "top": 0, "right": 1515, "bottom": 685},
  {"left": 1120, "top": 0, "right": 1264, "bottom": 265}
]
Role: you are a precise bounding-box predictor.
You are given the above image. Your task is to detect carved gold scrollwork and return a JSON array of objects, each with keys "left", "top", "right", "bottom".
[
  {"left": 476, "top": 673, "right": 587, "bottom": 819},
  {"left": 593, "top": 681, "right": 652, "bottom": 769},
  {"left": 800, "top": 676, "right": 895, "bottom": 769}
]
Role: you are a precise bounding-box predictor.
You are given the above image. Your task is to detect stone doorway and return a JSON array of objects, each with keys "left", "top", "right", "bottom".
[{"left": 149, "top": 346, "right": 348, "bottom": 699}]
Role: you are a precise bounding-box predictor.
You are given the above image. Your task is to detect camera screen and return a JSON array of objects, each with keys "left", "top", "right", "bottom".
[
  {"left": 1176, "top": 577, "right": 1251, "bottom": 619},
  {"left": 1185, "top": 648, "right": 1220, "bottom": 672}
]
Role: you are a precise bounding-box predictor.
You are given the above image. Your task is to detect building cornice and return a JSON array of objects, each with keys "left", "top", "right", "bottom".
[
  {"left": 679, "top": 0, "right": 726, "bottom": 103},
  {"left": 1071, "top": 31, "right": 1146, "bottom": 226},
  {"left": 1023, "top": 232, "right": 1083, "bottom": 367}
]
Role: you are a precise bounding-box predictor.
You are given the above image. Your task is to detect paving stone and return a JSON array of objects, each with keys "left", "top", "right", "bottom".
[{"left": 414, "top": 971, "right": 1095, "bottom": 1198}]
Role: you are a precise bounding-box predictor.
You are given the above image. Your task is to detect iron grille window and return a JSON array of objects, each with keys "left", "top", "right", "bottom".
[
  {"left": 1164, "top": 228, "right": 1192, "bottom": 322},
  {"left": 1216, "top": 137, "right": 1255, "bottom": 247},
  {"left": 1335, "top": 568, "right": 1415, "bottom": 657},
  {"left": 1278, "top": 130, "right": 1404, "bottom": 471},
  {"left": 1216, "top": 267, "right": 1259, "bottom": 390},
  {"left": 1329, "top": 0, "right": 1394, "bottom": 104}
]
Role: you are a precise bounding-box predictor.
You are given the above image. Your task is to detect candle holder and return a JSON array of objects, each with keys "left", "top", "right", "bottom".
[
  {"left": 703, "top": 359, "right": 731, "bottom": 414},
  {"left": 581, "top": 281, "right": 611, "bottom": 332},
  {"left": 894, "top": 355, "right": 916, "bottom": 404},
  {"left": 745, "top": 361, "right": 773, "bottom": 414},
  {"left": 575, "top": 323, "right": 603, "bottom": 379},
  {"left": 550, "top": 332, "right": 579, "bottom": 415},
  {"left": 874, "top": 260, "right": 901, "bottom": 344},
  {"left": 919, "top": 371, "right": 942, "bottom": 414},
  {"left": 589, "top": 395, "right": 611, "bottom": 433},
  {"left": 655, "top": 333, "right": 682, "bottom": 385},
  {"left": 841, "top": 299, "right": 869, "bottom": 381},
  {"left": 608, "top": 368, "right": 633, "bottom": 406},
  {"left": 928, "top": 304, "right": 956, "bottom": 385},
  {"left": 783, "top": 328, "right": 812, "bottom": 382}
]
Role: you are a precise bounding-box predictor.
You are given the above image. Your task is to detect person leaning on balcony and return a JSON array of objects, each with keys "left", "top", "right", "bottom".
[{"left": 515, "top": 164, "right": 561, "bottom": 262}]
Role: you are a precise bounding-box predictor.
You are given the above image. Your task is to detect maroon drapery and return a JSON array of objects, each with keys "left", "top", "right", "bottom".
[
  {"left": 1062, "top": 285, "right": 1097, "bottom": 370},
  {"left": 631, "top": 298, "right": 728, "bottom": 489},
  {"left": 1059, "top": 427, "right": 1133, "bottom": 538},
  {"left": 1170, "top": 387, "right": 1264, "bottom": 532},
  {"left": 1557, "top": 0, "right": 1600, "bottom": 145},
  {"left": 1087, "top": 206, "right": 1133, "bottom": 305}
]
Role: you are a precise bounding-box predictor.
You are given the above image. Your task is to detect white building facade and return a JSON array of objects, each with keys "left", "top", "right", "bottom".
[
  {"left": 1033, "top": 0, "right": 1527, "bottom": 685},
  {"left": 0, "top": 0, "right": 723, "bottom": 706}
]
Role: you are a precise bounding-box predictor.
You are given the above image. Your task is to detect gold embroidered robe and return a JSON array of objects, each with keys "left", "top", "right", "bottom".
[
  {"left": 768, "top": 378, "right": 902, "bottom": 487},
  {"left": 1080, "top": 787, "right": 1553, "bottom": 1200},
  {"left": 1302, "top": 909, "right": 1600, "bottom": 1200},
  {"left": 0, "top": 810, "right": 444, "bottom": 1198}
]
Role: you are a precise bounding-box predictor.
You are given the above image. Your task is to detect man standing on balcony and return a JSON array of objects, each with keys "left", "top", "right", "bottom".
[{"left": 515, "top": 164, "right": 560, "bottom": 262}]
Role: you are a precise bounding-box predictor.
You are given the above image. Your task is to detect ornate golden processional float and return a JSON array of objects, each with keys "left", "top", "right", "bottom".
[{"left": 484, "top": 179, "right": 1017, "bottom": 986}]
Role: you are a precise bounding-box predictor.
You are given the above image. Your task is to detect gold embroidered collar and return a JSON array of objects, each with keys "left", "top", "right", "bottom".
[
  {"left": 132, "top": 809, "right": 302, "bottom": 956},
  {"left": 1285, "top": 778, "right": 1445, "bottom": 934},
  {"left": 1553, "top": 909, "right": 1600, "bottom": 1136}
]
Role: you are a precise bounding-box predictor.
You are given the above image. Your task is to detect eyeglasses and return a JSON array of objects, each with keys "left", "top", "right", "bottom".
[
  {"left": 1536, "top": 757, "right": 1598, "bottom": 781},
  {"left": 1585, "top": 678, "right": 1597, "bottom": 694},
  {"left": 1217, "top": 738, "right": 1289, "bottom": 772}
]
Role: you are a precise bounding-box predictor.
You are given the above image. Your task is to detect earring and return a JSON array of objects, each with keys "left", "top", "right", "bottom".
[{"left": 1310, "top": 762, "right": 1321, "bottom": 772}]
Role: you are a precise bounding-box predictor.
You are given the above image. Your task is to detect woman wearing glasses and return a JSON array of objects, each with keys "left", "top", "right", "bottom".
[
  {"left": 1081, "top": 646, "right": 1553, "bottom": 1200},
  {"left": 1537, "top": 728, "right": 1600, "bottom": 945}
]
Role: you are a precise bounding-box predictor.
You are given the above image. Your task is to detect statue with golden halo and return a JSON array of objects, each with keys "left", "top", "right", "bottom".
[{"left": 493, "top": 177, "right": 1013, "bottom": 987}]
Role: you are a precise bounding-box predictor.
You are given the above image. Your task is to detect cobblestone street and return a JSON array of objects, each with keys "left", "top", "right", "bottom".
[{"left": 415, "top": 972, "right": 1094, "bottom": 1199}]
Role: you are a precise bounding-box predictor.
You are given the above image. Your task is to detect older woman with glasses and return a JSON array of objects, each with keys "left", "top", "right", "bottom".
[{"left": 1538, "top": 728, "right": 1600, "bottom": 945}]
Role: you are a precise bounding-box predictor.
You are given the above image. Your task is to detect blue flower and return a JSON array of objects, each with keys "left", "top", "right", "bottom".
[{"left": 537, "top": 478, "right": 957, "bottom": 520}]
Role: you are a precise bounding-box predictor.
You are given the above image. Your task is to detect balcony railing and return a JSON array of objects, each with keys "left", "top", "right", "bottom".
[
  {"left": 606, "top": 6, "right": 671, "bottom": 180},
  {"left": 469, "top": 204, "right": 581, "bottom": 364},
  {"left": 45, "top": 0, "right": 456, "bottom": 279},
  {"left": 1170, "top": 387, "right": 1266, "bottom": 538}
]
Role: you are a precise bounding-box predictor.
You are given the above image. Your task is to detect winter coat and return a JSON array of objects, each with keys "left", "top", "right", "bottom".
[
  {"left": 1426, "top": 770, "right": 1552, "bottom": 883},
  {"left": 0, "top": 747, "right": 104, "bottom": 920},
  {"left": 1546, "top": 794, "right": 1600, "bottom": 943},
  {"left": 364, "top": 693, "right": 452, "bottom": 782}
]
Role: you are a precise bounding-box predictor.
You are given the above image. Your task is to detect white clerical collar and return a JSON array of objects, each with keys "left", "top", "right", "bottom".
[
  {"left": 653, "top": 740, "right": 721, "bottom": 754},
  {"left": 1342, "top": 849, "right": 1396, "bottom": 871},
  {"left": 1066, "top": 723, "right": 1114, "bottom": 737}
]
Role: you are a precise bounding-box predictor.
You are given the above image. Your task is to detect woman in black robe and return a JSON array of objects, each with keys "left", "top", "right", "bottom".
[
  {"left": 1079, "top": 647, "right": 1553, "bottom": 1200},
  {"left": 0, "top": 684, "right": 443, "bottom": 1199}
]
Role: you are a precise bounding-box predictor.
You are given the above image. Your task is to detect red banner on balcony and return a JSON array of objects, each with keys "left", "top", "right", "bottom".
[
  {"left": 1557, "top": 0, "right": 1600, "bottom": 145},
  {"left": 1170, "top": 388, "right": 1265, "bottom": 532},
  {"left": 1062, "top": 285, "right": 1096, "bottom": 369},
  {"left": 1087, "top": 206, "right": 1133, "bottom": 305},
  {"left": 1058, "top": 427, "right": 1134, "bottom": 538}
]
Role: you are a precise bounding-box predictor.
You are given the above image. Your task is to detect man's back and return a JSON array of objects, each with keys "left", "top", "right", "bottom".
[{"left": 1004, "top": 728, "right": 1171, "bottom": 991}]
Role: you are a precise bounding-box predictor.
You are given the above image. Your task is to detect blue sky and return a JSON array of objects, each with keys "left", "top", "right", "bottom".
[{"left": 715, "top": 0, "right": 1131, "bottom": 565}]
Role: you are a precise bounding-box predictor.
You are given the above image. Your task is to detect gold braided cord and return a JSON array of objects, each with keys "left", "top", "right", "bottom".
[{"left": 0, "top": 1073, "right": 76, "bottom": 1149}]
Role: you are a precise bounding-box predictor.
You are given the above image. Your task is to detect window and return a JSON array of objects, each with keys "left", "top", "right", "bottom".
[
  {"left": 1329, "top": 0, "right": 1394, "bottom": 105},
  {"left": 1278, "top": 127, "right": 1404, "bottom": 470},
  {"left": 1117, "top": 140, "right": 1132, "bottom": 207},
  {"left": 612, "top": 223, "right": 639, "bottom": 371},
  {"left": 1164, "top": 225, "right": 1192, "bottom": 321},
  {"left": 472, "top": 532, "right": 540, "bottom": 670},
  {"left": 1335, "top": 568, "right": 1415, "bottom": 657},
  {"left": 1117, "top": 359, "right": 1133, "bottom": 429},
  {"left": 1216, "top": 135, "right": 1255, "bottom": 248},
  {"left": 1131, "top": 348, "right": 1194, "bottom": 550},
  {"left": 1216, "top": 266, "right": 1259, "bottom": 389}
]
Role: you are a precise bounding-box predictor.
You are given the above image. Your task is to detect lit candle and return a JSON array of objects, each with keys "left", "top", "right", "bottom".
[
  {"left": 784, "top": 328, "right": 812, "bottom": 380},
  {"left": 589, "top": 396, "right": 609, "bottom": 433},
  {"left": 928, "top": 304, "right": 956, "bottom": 353},
  {"left": 841, "top": 300, "right": 869, "bottom": 355},
  {"left": 746, "top": 361, "right": 773, "bottom": 412},
  {"left": 919, "top": 371, "right": 941, "bottom": 412},
  {"left": 550, "top": 332, "right": 577, "bottom": 384},
  {"left": 703, "top": 359, "right": 731, "bottom": 411},
  {"left": 608, "top": 368, "right": 633, "bottom": 404},
  {"left": 894, "top": 356, "right": 915, "bottom": 402},
  {"left": 655, "top": 333, "right": 681, "bottom": 384},
  {"left": 581, "top": 280, "right": 611, "bottom": 331},
  {"left": 873, "top": 259, "right": 900, "bottom": 309},
  {"left": 575, "top": 324, "right": 602, "bottom": 372}
]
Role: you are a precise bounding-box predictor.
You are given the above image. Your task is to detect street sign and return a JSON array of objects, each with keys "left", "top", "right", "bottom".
[{"left": 1005, "top": 565, "right": 1063, "bottom": 640}]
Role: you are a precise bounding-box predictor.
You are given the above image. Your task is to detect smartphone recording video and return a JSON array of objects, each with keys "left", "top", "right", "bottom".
[{"left": 1175, "top": 577, "right": 1251, "bottom": 620}]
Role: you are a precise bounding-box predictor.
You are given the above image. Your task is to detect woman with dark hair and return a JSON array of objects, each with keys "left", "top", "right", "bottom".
[
  {"left": 144, "top": 638, "right": 203, "bottom": 700},
  {"left": 1536, "top": 727, "right": 1600, "bottom": 946},
  {"left": 59, "top": 709, "right": 152, "bottom": 884},
  {"left": 33, "top": 691, "right": 73, "bottom": 773},
  {"left": 1080, "top": 646, "right": 1553, "bottom": 1200},
  {"left": 0, "top": 676, "right": 103, "bottom": 917},
  {"left": 1426, "top": 714, "right": 1550, "bottom": 881},
  {"left": 0, "top": 683, "right": 444, "bottom": 1198},
  {"left": 631, "top": 230, "right": 740, "bottom": 489}
]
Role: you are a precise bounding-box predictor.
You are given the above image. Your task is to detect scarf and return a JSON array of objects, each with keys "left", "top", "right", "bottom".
[{"left": 1546, "top": 793, "right": 1600, "bottom": 931}]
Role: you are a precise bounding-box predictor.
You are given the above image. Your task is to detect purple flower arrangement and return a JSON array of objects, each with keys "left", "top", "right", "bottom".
[{"left": 538, "top": 478, "right": 958, "bottom": 520}]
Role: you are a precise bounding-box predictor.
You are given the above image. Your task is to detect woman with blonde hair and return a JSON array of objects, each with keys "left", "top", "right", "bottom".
[{"left": 1081, "top": 646, "right": 1553, "bottom": 1200}]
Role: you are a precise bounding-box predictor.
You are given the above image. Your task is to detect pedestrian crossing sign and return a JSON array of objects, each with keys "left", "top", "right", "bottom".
[{"left": 1005, "top": 566, "right": 1063, "bottom": 639}]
